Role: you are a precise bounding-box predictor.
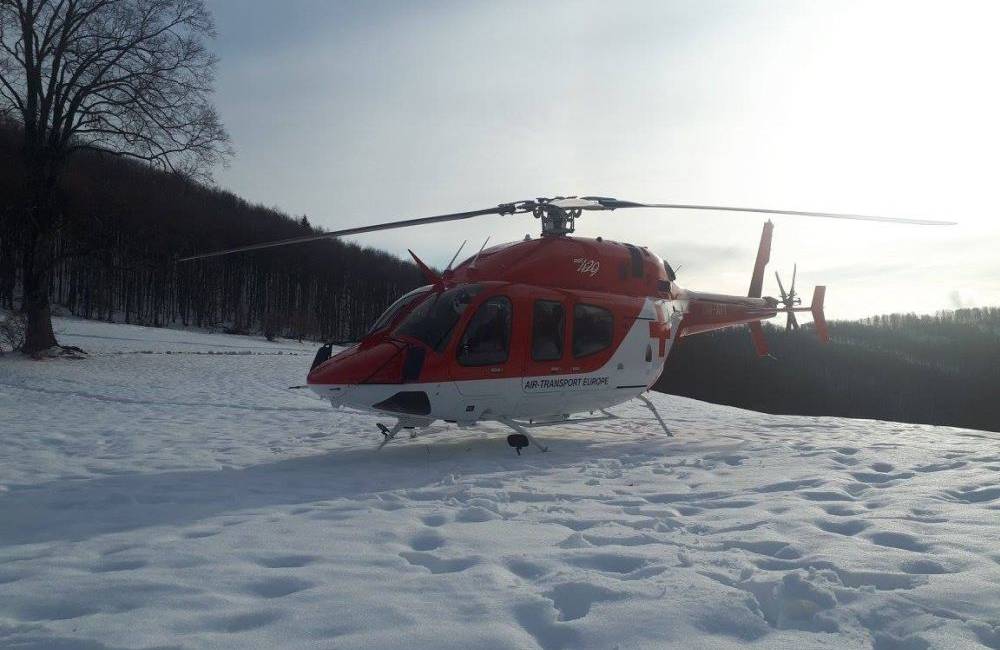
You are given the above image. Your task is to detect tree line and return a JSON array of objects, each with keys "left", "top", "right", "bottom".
[
  {"left": 0, "top": 119, "right": 424, "bottom": 342},
  {"left": 655, "top": 308, "right": 1000, "bottom": 433}
]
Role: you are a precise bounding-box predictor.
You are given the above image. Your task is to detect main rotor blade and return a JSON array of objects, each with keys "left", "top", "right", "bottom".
[
  {"left": 177, "top": 205, "right": 517, "bottom": 262},
  {"left": 580, "top": 197, "right": 956, "bottom": 226}
]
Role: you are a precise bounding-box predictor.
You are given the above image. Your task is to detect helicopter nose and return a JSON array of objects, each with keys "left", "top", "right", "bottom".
[{"left": 307, "top": 341, "right": 407, "bottom": 385}]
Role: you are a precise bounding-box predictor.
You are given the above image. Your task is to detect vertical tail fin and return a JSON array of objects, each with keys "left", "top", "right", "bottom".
[
  {"left": 748, "top": 221, "right": 773, "bottom": 298},
  {"left": 811, "top": 286, "right": 829, "bottom": 343},
  {"left": 746, "top": 221, "right": 774, "bottom": 356}
]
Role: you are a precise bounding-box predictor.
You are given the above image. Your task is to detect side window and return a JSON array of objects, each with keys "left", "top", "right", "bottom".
[
  {"left": 573, "top": 304, "right": 613, "bottom": 357},
  {"left": 458, "top": 296, "right": 512, "bottom": 366},
  {"left": 532, "top": 300, "right": 565, "bottom": 361}
]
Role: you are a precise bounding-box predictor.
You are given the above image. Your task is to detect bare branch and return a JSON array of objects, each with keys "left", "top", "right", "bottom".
[{"left": 0, "top": 0, "right": 229, "bottom": 179}]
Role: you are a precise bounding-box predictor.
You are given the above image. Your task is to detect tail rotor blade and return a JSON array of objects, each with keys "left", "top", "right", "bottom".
[
  {"left": 775, "top": 271, "right": 788, "bottom": 301},
  {"left": 790, "top": 263, "right": 798, "bottom": 300}
]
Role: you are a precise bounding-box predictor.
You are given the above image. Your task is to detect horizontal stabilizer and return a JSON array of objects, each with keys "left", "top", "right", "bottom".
[{"left": 748, "top": 320, "right": 769, "bottom": 357}]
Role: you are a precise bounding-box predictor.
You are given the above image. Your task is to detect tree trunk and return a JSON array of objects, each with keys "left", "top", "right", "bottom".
[
  {"left": 21, "top": 229, "right": 58, "bottom": 353},
  {"left": 19, "top": 155, "right": 61, "bottom": 354}
]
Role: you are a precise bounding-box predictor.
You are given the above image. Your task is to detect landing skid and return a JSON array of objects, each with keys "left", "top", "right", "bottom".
[
  {"left": 497, "top": 411, "right": 626, "bottom": 454},
  {"left": 375, "top": 400, "right": 671, "bottom": 454}
]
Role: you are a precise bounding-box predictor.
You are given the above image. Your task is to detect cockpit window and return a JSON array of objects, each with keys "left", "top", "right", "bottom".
[
  {"left": 366, "top": 287, "right": 431, "bottom": 335},
  {"left": 395, "top": 284, "right": 483, "bottom": 351}
]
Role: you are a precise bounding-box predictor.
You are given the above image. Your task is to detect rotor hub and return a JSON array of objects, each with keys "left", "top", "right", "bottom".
[{"left": 504, "top": 197, "right": 585, "bottom": 236}]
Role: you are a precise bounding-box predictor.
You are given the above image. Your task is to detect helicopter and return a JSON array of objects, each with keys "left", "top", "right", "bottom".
[{"left": 181, "top": 196, "right": 952, "bottom": 453}]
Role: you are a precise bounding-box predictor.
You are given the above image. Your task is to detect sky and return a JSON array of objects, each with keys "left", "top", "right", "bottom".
[{"left": 204, "top": 0, "right": 1000, "bottom": 319}]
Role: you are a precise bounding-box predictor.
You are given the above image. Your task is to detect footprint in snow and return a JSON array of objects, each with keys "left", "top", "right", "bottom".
[
  {"left": 898, "top": 559, "right": 953, "bottom": 575},
  {"left": 512, "top": 600, "right": 581, "bottom": 650},
  {"left": 872, "top": 631, "right": 932, "bottom": 650},
  {"left": 945, "top": 485, "right": 1000, "bottom": 503},
  {"left": 814, "top": 519, "right": 870, "bottom": 536},
  {"left": 755, "top": 478, "right": 825, "bottom": 493},
  {"left": 850, "top": 471, "right": 915, "bottom": 485},
  {"left": 725, "top": 539, "right": 803, "bottom": 560},
  {"left": 866, "top": 531, "right": 930, "bottom": 552},
  {"left": 13, "top": 599, "right": 100, "bottom": 622},
  {"left": 253, "top": 554, "right": 320, "bottom": 569},
  {"left": 820, "top": 503, "right": 864, "bottom": 517},
  {"left": 408, "top": 530, "right": 445, "bottom": 551},
  {"left": 421, "top": 513, "right": 449, "bottom": 527},
  {"left": 399, "top": 551, "right": 478, "bottom": 574},
  {"left": 544, "top": 582, "right": 624, "bottom": 621},
  {"left": 455, "top": 505, "right": 500, "bottom": 522},
  {"left": 564, "top": 553, "right": 650, "bottom": 575},
  {"left": 799, "top": 490, "right": 856, "bottom": 502},
  {"left": 196, "top": 610, "right": 285, "bottom": 633},
  {"left": 913, "top": 460, "right": 967, "bottom": 473},
  {"left": 245, "top": 576, "right": 315, "bottom": 598},
  {"left": 505, "top": 558, "right": 549, "bottom": 580},
  {"left": 91, "top": 558, "right": 148, "bottom": 572}
]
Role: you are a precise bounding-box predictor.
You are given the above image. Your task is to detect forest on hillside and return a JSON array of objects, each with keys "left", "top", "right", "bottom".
[
  {"left": 655, "top": 308, "right": 1000, "bottom": 433},
  {"left": 0, "top": 122, "right": 423, "bottom": 342}
]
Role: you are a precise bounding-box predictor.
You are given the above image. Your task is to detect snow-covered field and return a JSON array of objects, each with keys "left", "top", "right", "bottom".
[{"left": 1, "top": 318, "right": 999, "bottom": 649}]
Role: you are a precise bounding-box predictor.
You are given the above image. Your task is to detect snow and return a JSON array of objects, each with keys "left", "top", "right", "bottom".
[{"left": 2, "top": 317, "right": 999, "bottom": 649}]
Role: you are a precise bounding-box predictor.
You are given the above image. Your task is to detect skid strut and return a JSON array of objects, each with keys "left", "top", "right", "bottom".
[
  {"left": 376, "top": 422, "right": 405, "bottom": 450},
  {"left": 637, "top": 393, "right": 673, "bottom": 437}
]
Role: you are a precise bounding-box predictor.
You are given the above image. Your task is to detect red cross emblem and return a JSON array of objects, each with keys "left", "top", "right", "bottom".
[{"left": 648, "top": 305, "right": 672, "bottom": 357}]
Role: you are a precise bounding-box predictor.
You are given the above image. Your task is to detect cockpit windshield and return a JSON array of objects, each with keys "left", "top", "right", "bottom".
[
  {"left": 366, "top": 286, "right": 431, "bottom": 335},
  {"left": 394, "top": 284, "right": 482, "bottom": 351}
]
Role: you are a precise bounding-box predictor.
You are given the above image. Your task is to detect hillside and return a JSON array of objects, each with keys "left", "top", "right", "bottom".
[
  {"left": 0, "top": 122, "right": 423, "bottom": 342},
  {"left": 655, "top": 309, "right": 1000, "bottom": 433},
  {"left": 1, "top": 318, "right": 998, "bottom": 648}
]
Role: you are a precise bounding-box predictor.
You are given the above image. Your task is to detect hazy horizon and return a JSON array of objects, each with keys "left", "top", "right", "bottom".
[{"left": 204, "top": 0, "right": 1000, "bottom": 320}]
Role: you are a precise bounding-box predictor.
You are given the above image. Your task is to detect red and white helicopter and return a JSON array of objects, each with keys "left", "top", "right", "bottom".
[{"left": 182, "top": 197, "right": 951, "bottom": 452}]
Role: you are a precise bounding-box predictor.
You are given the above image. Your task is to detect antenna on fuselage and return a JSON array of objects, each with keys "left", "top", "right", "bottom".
[
  {"left": 445, "top": 240, "right": 467, "bottom": 272},
  {"left": 469, "top": 236, "right": 491, "bottom": 267}
]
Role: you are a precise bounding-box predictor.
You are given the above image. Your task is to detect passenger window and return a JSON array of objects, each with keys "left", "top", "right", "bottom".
[
  {"left": 458, "top": 297, "right": 513, "bottom": 366},
  {"left": 532, "top": 300, "right": 565, "bottom": 361},
  {"left": 573, "top": 304, "right": 613, "bottom": 357}
]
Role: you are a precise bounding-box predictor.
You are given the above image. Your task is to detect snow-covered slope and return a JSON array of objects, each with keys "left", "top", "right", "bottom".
[{"left": 1, "top": 318, "right": 998, "bottom": 649}]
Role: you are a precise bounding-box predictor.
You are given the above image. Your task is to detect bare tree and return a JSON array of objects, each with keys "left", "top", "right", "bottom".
[{"left": 0, "top": 0, "right": 230, "bottom": 352}]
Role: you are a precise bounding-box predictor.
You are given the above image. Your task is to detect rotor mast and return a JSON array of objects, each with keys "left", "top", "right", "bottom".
[{"left": 531, "top": 198, "right": 582, "bottom": 236}]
